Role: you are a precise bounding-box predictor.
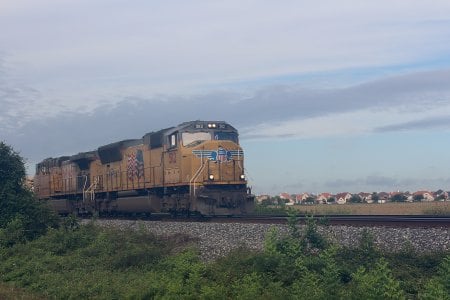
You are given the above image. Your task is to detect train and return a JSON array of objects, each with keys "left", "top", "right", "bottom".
[{"left": 34, "top": 120, "right": 255, "bottom": 216}]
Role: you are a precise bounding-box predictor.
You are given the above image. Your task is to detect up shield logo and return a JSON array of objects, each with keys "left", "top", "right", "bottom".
[{"left": 192, "top": 147, "right": 244, "bottom": 163}]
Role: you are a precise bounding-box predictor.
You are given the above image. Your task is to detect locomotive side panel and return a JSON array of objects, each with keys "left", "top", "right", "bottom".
[
  {"left": 35, "top": 168, "right": 51, "bottom": 199},
  {"left": 164, "top": 149, "right": 180, "bottom": 185},
  {"left": 50, "top": 166, "right": 63, "bottom": 193},
  {"left": 61, "top": 161, "right": 79, "bottom": 194},
  {"left": 122, "top": 145, "right": 146, "bottom": 191},
  {"left": 35, "top": 157, "right": 70, "bottom": 199},
  {"left": 106, "top": 160, "right": 123, "bottom": 191},
  {"left": 88, "top": 159, "right": 104, "bottom": 191},
  {"left": 149, "top": 147, "right": 164, "bottom": 187}
]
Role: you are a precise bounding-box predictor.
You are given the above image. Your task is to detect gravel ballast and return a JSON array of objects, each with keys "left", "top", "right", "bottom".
[{"left": 85, "top": 220, "right": 450, "bottom": 261}]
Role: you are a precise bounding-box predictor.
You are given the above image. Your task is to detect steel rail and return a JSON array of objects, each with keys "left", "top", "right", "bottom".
[
  {"left": 204, "top": 214, "right": 450, "bottom": 227},
  {"left": 79, "top": 214, "right": 450, "bottom": 227}
]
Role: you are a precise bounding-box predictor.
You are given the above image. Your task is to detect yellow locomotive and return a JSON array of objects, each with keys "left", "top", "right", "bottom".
[{"left": 34, "top": 121, "right": 254, "bottom": 216}]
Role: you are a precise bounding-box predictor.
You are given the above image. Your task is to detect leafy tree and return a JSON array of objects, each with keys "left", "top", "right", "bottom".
[
  {"left": 420, "top": 255, "right": 450, "bottom": 298},
  {"left": 259, "top": 198, "right": 272, "bottom": 206},
  {"left": 0, "top": 142, "right": 58, "bottom": 246},
  {"left": 302, "top": 216, "right": 328, "bottom": 251},
  {"left": 391, "top": 193, "right": 407, "bottom": 202},
  {"left": 413, "top": 194, "right": 424, "bottom": 202},
  {"left": 419, "top": 279, "right": 448, "bottom": 300},
  {"left": 371, "top": 192, "right": 379, "bottom": 203},
  {"left": 305, "top": 196, "right": 316, "bottom": 204},
  {"left": 435, "top": 194, "right": 446, "bottom": 201},
  {"left": 349, "top": 259, "right": 405, "bottom": 299},
  {"left": 349, "top": 194, "right": 362, "bottom": 203}
]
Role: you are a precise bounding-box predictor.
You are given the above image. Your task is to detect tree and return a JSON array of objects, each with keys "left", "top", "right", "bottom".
[
  {"left": 349, "top": 194, "right": 362, "bottom": 203},
  {"left": 0, "top": 142, "right": 27, "bottom": 196},
  {"left": 391, "top": 193, "right": 406, "bottom": 202},
  {"left": 305, "top": 196, "right": 315, "bottom": 204},
  {"left": 413, "top": 194, "right": 424, "bottom": 202},
  {"left": 349, "top": 259, "right": 405, "bottom": 299},
  {"left": 371, "top": 192, "right": 379, "bottom": 203},
  {"left": 0, "top": 142, "right": 58, "bottom": 246}
]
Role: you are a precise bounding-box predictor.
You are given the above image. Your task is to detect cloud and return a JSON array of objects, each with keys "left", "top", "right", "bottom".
[
  {"left": 3, "top": 68, "right": 450, "bottom": 168},
  {"left": 375, "top": 115, "right": 450, "bottom": 132},
  {"left": 2, "top": 1, "right": 450, "bottom": 116},
  {"left": 0, "top": 54, "right": 43, "bottom": 130},
  {"left": 365, "top": 175, "right": 398, "bottom": 187}
]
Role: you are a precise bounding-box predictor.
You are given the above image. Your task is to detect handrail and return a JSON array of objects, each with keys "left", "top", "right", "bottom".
[
  {"left": 189, "top": 151, "right": 205, "bottom": 198},
  {"left": 237, "top": 147, "right": 243, "bottom": 173},
  {"left": 83, "top": 176, "right": 98, "bottom": 203}
]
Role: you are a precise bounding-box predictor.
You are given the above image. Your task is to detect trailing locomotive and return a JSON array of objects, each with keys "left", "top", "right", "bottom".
[{"left": 34, "top": 121, "right": 254, "bottom": 216}]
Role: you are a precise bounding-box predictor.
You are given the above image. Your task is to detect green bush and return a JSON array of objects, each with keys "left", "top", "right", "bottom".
[
  {"left": 0, "top": 204, "right": 449, "bottom": 299},
  {"left": 0, "top": 142, "right": 59, "bottom": 246}
]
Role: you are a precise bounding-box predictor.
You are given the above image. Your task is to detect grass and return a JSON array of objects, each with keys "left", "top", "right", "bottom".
[
  {"left": 0, "top": 283, "right": 44, "bottom": 300},
  {"left": 0, "top": 219, "right": 449, "bottom": 299},
  {"left": 0, "top": 222, "right": 198, "bottom": 299},
  {"left": 286, "top": 201, "right": 450, "bottom": 215}
]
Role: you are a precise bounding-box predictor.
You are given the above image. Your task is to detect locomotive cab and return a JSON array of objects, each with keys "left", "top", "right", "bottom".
[{"left": 167, "top": 121, "right": 253, "bottom": 215}]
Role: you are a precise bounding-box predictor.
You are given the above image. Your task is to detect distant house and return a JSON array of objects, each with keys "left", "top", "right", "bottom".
[
  {"left": 389, "top": 191, "right": 408, "bottom": 202},
  {"left": 402, "top": 192, "right": 414, "bottom": 202},
  {"left": 317, "top": 193, "right": 332, "bottom": 204},
  {"left": 294, "top": 193, "right": 313, "bottom": 204},
  {"left": 335, "top": 192, "right": 352, "bottom": 204},
  {"left": 279, "top": 193, "right": 291, "bottom": 201},
  {"left": 433, "top": 190, "right": 448, "bottom": 201},
  {"left": 358, "top": 192, "right": 373, "bottom": 203},
  {"left": 377, "top": 192, "right": 389, "bottom": 204},
  {"left": 279, "top": 193, "right": 295, "bottom": 205},
  {"left": 25, "top": 176, "right": 34, "bottom": 191},
  {"left": 413, "top": 191, "right": 435, "bottom": 202},
  {"left": 256, "top": 195, "right": 270, "bottom": 204}
]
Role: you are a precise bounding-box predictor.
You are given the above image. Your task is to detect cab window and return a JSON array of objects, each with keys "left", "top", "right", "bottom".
[
  {"left": 214, "top": 132, "right": 238, "bottom": 143},
  {"left": 169, "top": 133, "right": 177, "bottom": 148},
  {"left": 182, "top": 132, "right": 211, "bottom": 146}
]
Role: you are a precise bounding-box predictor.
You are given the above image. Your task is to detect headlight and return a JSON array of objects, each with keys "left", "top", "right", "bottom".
[
  {"left": 208, "top": 174, "right": 215, "bottom": 180},
  {"left": 240, "top": 174, "right": 245, "bottom": 180}
]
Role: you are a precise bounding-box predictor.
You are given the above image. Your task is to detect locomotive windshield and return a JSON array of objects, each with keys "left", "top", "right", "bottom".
[
  {"left": 182, "top": 130, "right": 238, "bottom": 146},
  {"left": 214, "top": 131, "right": 238, "bottom": 143},
  {"left": 182, "top": 131, "right": 211, "bottom": 146}
]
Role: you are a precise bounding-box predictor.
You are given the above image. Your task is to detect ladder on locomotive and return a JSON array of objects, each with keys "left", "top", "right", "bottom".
[{"left": 83, "top": 176, "right": 99, "bottom": 204}]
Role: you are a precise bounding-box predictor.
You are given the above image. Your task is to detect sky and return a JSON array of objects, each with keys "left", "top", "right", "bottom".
[{"left": 1, "top": 0, "right": 450, "bottom": 195}]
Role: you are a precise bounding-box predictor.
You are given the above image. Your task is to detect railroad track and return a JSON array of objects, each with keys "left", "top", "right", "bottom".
[
  {"left": 207, "top": 215, "right": 450, "bottom": 227},
  {"left": 86, "top": 214, "right": 450, "bottom": 227}
]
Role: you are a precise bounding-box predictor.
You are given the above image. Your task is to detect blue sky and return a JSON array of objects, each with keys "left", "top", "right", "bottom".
[{"left": 1, "top": 1, "right": 450, "bottom": 195}]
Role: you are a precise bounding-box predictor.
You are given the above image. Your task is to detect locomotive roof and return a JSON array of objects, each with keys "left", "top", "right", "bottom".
[
  {"left": 97, "top": 139, "right": 143, "bottom": 164},
  {"left": 69, "top": 151, "right": 97, "bottom": 162},
  {"left": 167, "top": 120, "right": 237, "bottom": 135},
  {"left": 37, "top": 121, "right": 237, "bottom": 167},
  {"left": 37, "top": 156, "right": 71, "bottom": 167},
  {"left": 98, "top": 139, "right": 143, "bottom": 151},
  {"left": 142, "top": 121, "right": 236, "bottom": 138}
]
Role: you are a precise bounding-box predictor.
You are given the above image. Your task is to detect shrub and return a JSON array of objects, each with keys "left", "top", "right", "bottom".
[
  {"left": 0, "top": 142, "right": 59, "bottom": 246},
  {"left": 349, "top": 259, "right": 406, "bottom": 299}
]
